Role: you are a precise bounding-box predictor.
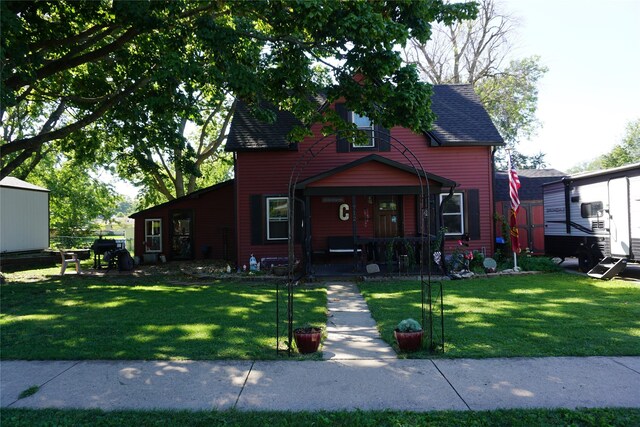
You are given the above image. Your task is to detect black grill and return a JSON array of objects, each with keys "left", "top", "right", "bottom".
[{"left": 91, "top": 238, "right": 118, "bottom": 268}]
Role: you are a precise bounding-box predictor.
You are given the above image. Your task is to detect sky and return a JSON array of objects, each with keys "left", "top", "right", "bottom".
[
  {"left": 115, "top": 0, "right": 640, "bottom": 197},
  {"left": 503, "top": 0, "right": 640, "bottom": 172}
]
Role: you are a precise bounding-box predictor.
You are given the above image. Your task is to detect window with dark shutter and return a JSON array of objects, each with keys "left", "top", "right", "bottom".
[
  {"left": 335, "top": 103, "right": 390, "bottom": 152},
  {"left": 266, "top": 197, "right": 288, "bottom": 240},
  {"left": 440, "top": 192, "right": 464, "bottom": 235}
]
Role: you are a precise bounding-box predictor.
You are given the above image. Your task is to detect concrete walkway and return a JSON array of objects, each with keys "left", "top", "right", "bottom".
[
  {"left": 2, "top": 357, "right": 639, "bottom": 411},
  {"left": 322, "top": 282, "right": 395, "bottom": 360}
]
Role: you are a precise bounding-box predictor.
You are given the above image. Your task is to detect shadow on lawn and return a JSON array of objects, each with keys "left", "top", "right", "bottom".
[
  {"left": 360, "top": 273, "right": 640, "bottom": 358},
  {"left": 0, "top": 273, "right": 325, "bottom": 360}
]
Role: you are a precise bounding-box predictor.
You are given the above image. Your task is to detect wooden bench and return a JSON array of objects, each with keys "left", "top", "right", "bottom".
[{"left": 328, "top": 236, "right": 362, "bottom": 254}]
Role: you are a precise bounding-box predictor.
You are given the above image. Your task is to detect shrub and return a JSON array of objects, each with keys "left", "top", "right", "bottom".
[
  {"left": 396, "top": 318, "right": 422, "bottom": 332},
  {"left": 517, "top": 255, "right": 563, "bottom": 272},
  {"left": 469, "top": 250, "right": 485, "bottom": 273}
]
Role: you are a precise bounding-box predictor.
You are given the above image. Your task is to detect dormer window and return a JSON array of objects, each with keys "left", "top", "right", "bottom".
[
  {"left": 335, "top": 103, "right": 390, "bottom": 153},
  {"left": 351, "top": 112, "right": 375, "bottom": 148}
]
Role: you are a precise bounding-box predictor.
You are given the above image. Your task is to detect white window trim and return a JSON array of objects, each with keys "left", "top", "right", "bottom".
[
  {"left": 145, "top": 218, "right": 163, "bottom": 252},
  {"left": 440, "top": 193, "right": 465, "bottom": 236},
  {"left": 266, "top": 197, "right": 288, "bottom": 241},
  {"left": 350, "top": 111, "right": 375, "bottom": 148}
]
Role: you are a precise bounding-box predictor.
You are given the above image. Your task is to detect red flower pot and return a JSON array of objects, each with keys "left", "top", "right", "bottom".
[
  {"left": 294, "top": 328, "right": 322, "bottom": 354},
  {"left": 394, "top": 330, "right": 423, "bottom": 352}
]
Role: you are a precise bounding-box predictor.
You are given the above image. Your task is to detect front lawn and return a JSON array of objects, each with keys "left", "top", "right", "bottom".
[
  {"left": 0, "top": 267, "right": 326, "bottom": 360},
  {"left": 360, "top": 273, "right": 640, "bottom": 358}
]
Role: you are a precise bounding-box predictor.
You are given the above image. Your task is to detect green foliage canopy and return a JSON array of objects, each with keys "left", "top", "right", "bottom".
[
  {"left": 569, "top": 119, "right": 640, "bottom": 173},
  {"left": 26, "top": 154, "right": 122, "bottom": 236},
  {"left": 1, "top": 0, "right": 478, "bottom": 180}
]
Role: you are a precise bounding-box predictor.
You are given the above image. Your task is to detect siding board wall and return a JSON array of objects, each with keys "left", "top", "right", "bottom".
[
  {"left": 235, "top": 117, "right": 495, "bottom": 263},
  {"left": 132, "top": 182, "right": 235, "bottom": 262}
]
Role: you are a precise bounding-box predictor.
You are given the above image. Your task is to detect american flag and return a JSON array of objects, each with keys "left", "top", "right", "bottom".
[{"left": 508, "top": 152, "right": 521, "bottom": 253}]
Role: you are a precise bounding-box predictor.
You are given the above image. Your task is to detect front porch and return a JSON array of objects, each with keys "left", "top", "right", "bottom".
[
  {"left": 290, "top": 155, "right": 457, "bottom": 278},
  {"left": 310, "top": 236, "right": 441, "bottom": 277}
]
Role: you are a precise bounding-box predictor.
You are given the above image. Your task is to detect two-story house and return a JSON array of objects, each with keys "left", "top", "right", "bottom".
[{"left": 131, "top": 84, "right": 504, "bottom": 274}]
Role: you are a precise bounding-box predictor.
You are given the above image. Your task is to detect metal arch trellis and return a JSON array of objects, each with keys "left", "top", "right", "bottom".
[{"left": 276, "top": 129, "right": 445, "bottom": 356}]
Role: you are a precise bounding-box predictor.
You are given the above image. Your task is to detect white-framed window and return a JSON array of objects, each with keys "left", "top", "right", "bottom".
[
  {"left": 145, "top": 218, "right": 162, "bottom": 252},
  {"left": 350, "top": 111, "right": 375, "bottom": 148},
  {"left": 266, "top": 197, "right": 288, "bottom": 240},
  {"left": 440, "top": 193, "right": 464, "bottom": 235}
]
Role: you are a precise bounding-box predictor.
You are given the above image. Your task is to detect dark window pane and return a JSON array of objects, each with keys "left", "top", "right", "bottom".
[
  {"left": 269, "top": 221, "right": 288, "bottom": 239},
  {"left": 443, "top": 216, "right": 462, "bottom": 234}
]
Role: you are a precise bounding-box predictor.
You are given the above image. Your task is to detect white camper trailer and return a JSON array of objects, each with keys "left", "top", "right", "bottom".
[{"left": 543, "top": 163, "right": 639, "bottom": 278}]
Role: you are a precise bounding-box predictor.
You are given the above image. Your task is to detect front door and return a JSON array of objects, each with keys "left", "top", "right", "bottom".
[
  {"left": 375, "top": 196, "right": 402, "bottom": 238},
  {"left": 171, "top": 210, "right": 194, "bottom": 260},
  {"left": 608, "top": 178, "right": 630, "bottom": 257}
]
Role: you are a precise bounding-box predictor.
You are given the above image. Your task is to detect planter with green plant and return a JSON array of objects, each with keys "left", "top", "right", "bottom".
[
  {"left": 394, "top": 318, "right": 423, "bottom": 352},
  {"left": 293, "top": 324, "right": 323, "bottom": 354}
]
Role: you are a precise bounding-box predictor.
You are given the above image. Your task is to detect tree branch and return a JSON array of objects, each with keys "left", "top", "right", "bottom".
[
  {"left": 5, "top": 27, "right": 140, "bottom": 91},
  {"left": 1, "top": 77, "right": 151, "bottom": 178}
]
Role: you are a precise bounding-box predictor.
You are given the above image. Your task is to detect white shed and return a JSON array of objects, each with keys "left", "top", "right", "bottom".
[{"left": 0, "top": 177, "right": 50, "bottom": 253}]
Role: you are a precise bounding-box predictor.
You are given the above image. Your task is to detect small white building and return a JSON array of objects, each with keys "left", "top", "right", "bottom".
[{"left": 0, "top": 177, "right": 50, "bottom": 253}]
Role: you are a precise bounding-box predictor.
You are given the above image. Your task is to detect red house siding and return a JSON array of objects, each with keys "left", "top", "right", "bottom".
[
  {"left": 132, "top": 182, "right": 236, "bottom": 262},
  {"left": 234, "top": 122, "right": 495, "bottom": 264}
]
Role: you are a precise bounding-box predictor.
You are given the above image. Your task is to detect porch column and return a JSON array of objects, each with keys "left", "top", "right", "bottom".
[
  {"left": 305, "top": 195, "right": 312, "bottom": 276},
  {"left": 352, "top": 195, "right": 358, "bottom": 271}
]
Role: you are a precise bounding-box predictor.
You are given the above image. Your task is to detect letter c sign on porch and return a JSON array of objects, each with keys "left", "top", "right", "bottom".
[{"left": 339, "top": 204, "right": 350, "bottom": 221}]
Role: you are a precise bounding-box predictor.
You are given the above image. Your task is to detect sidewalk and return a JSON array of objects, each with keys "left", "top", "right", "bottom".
[
  {"left": 2, "top": 282, "right": 639, "bottom": 412},
  {"left": 2, "top": 357, "right": 639, "bottom": 411}
]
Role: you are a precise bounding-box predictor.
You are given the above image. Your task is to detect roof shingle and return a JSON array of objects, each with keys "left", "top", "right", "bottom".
[
  {"left": 226, "top": 84, "right": 504, "bottom": 151},
  {"left": 429, "top": 84, "right": 504, "bottom": 146}
]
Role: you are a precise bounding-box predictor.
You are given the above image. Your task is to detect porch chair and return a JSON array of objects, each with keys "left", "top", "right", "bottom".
[{"left": 59, "top": 250, "right": 81, "bottom": 275}]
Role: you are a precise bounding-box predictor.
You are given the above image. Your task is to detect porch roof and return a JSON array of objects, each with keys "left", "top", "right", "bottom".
[{"left": 295, "top": 154, "right": 456, "bottom": 195}]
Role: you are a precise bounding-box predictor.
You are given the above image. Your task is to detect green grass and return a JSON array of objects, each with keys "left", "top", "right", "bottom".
[
  {"left": 360, "top": 273, "right": 640, "bottom": 358},
  {"left": 0, "top": 267, "right": 326, "bottom": 360},
  {"left": 2, "top": 408, "right": 639, "bottom": 426}
]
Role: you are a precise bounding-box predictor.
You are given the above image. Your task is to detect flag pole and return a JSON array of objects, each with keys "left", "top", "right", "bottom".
[{"left": 507, "top": 149, "right": 521, "bottom": 271}]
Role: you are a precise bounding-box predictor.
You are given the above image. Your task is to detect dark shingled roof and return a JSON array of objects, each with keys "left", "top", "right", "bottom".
[
  {"left": 429, "top": 84, "right": 504, "bottom": 146},
  {"left": 495, "top": 169, "right": 566, "bottom": 202},
  {"left": 226, "top": 84, "right": 503, "bottom": 151},
  {"left": 129, "top": 180, "right": 234, "bottom": 218},
  {"left": 225, "top": 102, "right": 303, "bottom": 151}
]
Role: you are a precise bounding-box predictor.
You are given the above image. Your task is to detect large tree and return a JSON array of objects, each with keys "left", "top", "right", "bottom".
[
  {"left": 104, "top": 85, "right": 237, "bottom": 204},
  {"left": 569, "top": 119, "right": 640, "bottom": 173},
  {"left": 1, "top": 0, "right": 478, "bottom": 180},
  {"left": 402, "top": 0, "right": 547, "bottom": 168},
  {"left": 21, "top": 153, "right": 122, "bottom": 236}
]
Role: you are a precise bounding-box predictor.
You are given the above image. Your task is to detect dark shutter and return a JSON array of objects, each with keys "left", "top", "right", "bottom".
[
  {"left": 250, "top": 195, "right": 263, "bottom": 245},
  {"left": 467, "top": 189, "right": 481, "bottom": 240},
  {"left": 335, "top": 103, "right": 350, "bottom": 153},
  {"left": 376, "top": 124, "right": 391, "bottom": 152}
]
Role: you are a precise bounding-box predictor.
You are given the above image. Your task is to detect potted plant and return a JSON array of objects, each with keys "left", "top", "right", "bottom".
[
  {"left": 394, "top": 318, "right": 423, "bottom": 352},
  {"left": 293, "top": 324, "right": 323, "bottom": 354}
]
